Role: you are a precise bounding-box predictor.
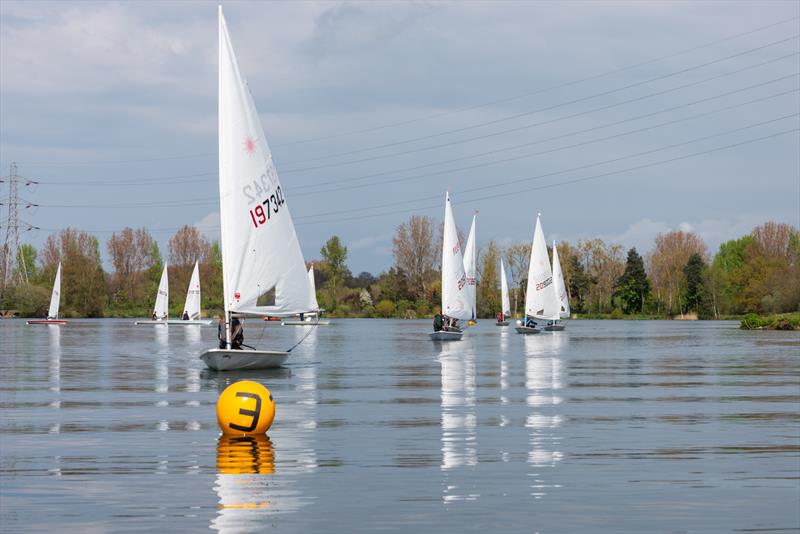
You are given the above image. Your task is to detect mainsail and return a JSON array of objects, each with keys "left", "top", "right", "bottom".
[
  {"left": 441, "top": 193, "right": 472, "bottom": 321},
  {"left": 551, "top": 241, "right": 571, "bottom": 319},
  {"left": 500, "top": 258, "right": 511, "bottom": 318},
  {"left": 48, "top": 263, "right": 61, "bottom": 319},
  {"left": 153, "top": 264, "right": 169, "bottom": 319},
  {"left": 218, "top": 8, "right": 313, "bottom": 318},
  {"left": 307, "top": 266, "right": 320, "bottom": 312},
  {"left": 462, "top": 214, "right": 477, "bottom": 320},
  {"left": 182, "top": 261, "right": 202, "bottom": 320},
  {"left": 524, "top": 214, "right": 559, "bottom": 320}
]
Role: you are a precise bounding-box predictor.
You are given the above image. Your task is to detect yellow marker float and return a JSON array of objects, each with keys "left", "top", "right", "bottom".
[{"left": 216, "top": 381, "right": 276, "bottom": 436}]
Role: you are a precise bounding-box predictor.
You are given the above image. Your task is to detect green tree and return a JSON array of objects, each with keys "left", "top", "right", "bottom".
[
  {"left": 477, "top": 240, "right": 501, "bottom": 318},
  {"left": 683, "top": 253, "right": 708, "bottom": 317},
  {"left": 15, "top": 244, "right": 38, "bottom": 282},
  {"left": 567, "top": 254, "right": 591, "bottom": 313},
  {"left": 320, "top": 236, "right": 348, "bottom": 310},
  {"left": 614, "top": 248, "right": 650, "bottom": 314}
]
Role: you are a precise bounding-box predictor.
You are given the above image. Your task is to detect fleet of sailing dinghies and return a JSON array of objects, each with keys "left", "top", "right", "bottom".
[
  {"left": 496, "top": 258, "right": 511, "bottom": 326},
  {"left": 199, "top": 7, "right": 316, "bottom": 371},
  {"left": 282, "top": 267, "right": 331, "bottom": 325},
  {"left": 27, "top": 263, "right": 68, "bottom": 325},
  {"left": 516, "top": 213, "right": 570, "bottom": 334},
  {"left": 430, "top": 192, "right": 471, "bottom": 341},
  {"left": 135, "top": 262, "right": 213, "bottom": 325}
]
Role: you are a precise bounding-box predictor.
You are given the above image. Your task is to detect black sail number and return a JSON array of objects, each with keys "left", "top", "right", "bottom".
[{"left": 228, "top": 392, "right": 262, "bottom": 432}]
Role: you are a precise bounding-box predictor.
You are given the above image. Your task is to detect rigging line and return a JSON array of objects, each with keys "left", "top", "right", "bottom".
[
  {"left": 289, "top": 73, "right": 799, "bottom": 194},
  {"left": 294, "top": 120, "right": 799, "bottom": 226},
  {"left": 292, "top": 89, "right": 800, "bottom": 200},
  {"left": 293, "top": 86, "right": 800, "bottom": 220},
  {"left": 284, "top": 52, "right": 800, "bottom": 177},
  {"left": 285, "top": 315, "right": 320, "bottom": 352},
  {"left": 280, "top": 34, "right": 800, "bottom": 168},
  {"left": 272, "top": 15, "right": 800, "bottom": 148}
]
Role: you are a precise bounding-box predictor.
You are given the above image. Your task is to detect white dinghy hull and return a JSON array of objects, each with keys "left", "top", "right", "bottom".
[
  {"left": 544, "top": 324, "right": 566, "bottom": 331},
  {"left": 429, "top": 331, "right": 463, "bottom": 341},
  {"left": 135, "top": 320, "right": 169, "bottom": 325},
  {"left": 515, "top": 326, "right": 540, "bottom": 335},
  {"left": 200, "top": 349, "right": 289, "bottom": 371},
  {"left": 495, "top": 321, "right": 509, "bottom": 326},
  {"left": 282, "top": 319, "right": 330, "bottom": 326}
]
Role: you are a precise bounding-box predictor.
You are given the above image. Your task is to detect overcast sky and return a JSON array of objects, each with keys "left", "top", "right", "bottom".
[{"left": 1, "top": 1, "right": 798, "bottom": 275}]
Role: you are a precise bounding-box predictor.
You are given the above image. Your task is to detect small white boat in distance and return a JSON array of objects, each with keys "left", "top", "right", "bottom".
[
  {"left": 516, "top": 214, "right": 556, "bottom": 335},
  {"left": 496, "top": 258, "right": 511, "bottom": 326},
  {"left": 27, "top": 263, "right": 68, "bottom": 325},
  {"left": 430, "top": 192, "right": 471, "bottom": 341},
  {"left": 135, "top": 264, "right": 170, "bottom": 325},
  {"left": 200, "top": 8, "right": 317, "bottom": 371},
  {"left": 545, "top": 240, "right": 570, "bottom": 331},
  {"left": 171, "top": 261, "right": 213, "bottom": 325},
  {"left": 282, "top": 267, "right": 330, "bottom": 325}
]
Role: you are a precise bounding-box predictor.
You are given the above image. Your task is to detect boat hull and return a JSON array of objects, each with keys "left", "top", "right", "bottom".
[
  {"left": 429, "top": 331, "right": 463, "bottom": 341},
  {"left": 544, "top": 324, "right": 566, "bottom": 331},
  {"left": 27, "top": 319, "right": 68, "bottom": 325},
  {"left": 199, "top": 349, "right": 289, "bottom": 371},
  {"left": 515, "top": 326, "right": 540, "bottom": 334},
  {"left": 495, "top": 321, "right": 509, "bottom": 326},
  {"left": 282, "top": 320, "right": 330, "bottom": 326}
]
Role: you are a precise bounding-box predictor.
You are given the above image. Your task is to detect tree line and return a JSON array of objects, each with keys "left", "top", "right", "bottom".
[{"left": 0, "top": 220, "right": 797, "bottom": 319}]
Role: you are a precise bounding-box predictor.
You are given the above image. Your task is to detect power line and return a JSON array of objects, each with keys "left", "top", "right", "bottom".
[
  {"left": 271, "top": 15, "right": 800, "bottom": 148},
  {"left": 280, "top": 34, "right": 799, "bottom": 169},
  {"left": 295, "top": 128, "right": 798, "bottom": 226}
]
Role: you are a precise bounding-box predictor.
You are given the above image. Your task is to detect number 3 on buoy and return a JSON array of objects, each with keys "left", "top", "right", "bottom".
[{"left": 216, "top": 381, "right": 276, "bottom": 436}]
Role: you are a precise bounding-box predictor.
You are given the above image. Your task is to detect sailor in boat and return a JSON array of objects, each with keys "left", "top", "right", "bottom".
[
  {"left": 433, "top": 313, "right": 444, "bottom": 332},
  {"left": 524, "top": 316, "right": 538, "bottom": 328},
  {"left": 152, "top": 312, "right": 158, "bottom": 320},
  {"left": 218, "top": 316, "right": 244, "bottom": 349},
  {"left": 497, "top": 311, "right": 504, "bottom": 323},
  {"left": 182, "top": 311, "right": 190, "bottom": 320}
]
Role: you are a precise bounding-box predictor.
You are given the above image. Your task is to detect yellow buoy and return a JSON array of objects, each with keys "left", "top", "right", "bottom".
[{"left": 216, "top": 381, "right": 276, "bottom": 436}]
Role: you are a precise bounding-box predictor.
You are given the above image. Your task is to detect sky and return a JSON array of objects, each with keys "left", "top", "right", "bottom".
[{"left": 1, "top": 0, "right": 798, "bottom": 275}]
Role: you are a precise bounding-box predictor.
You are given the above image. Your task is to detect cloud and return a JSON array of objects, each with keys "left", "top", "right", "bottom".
[{"left": 193, "top": 211, "right": 220, "bottom": 243}]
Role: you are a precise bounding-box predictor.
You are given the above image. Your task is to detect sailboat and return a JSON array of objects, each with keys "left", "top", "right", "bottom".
[
  {"left": 172, "top": 261, "right": 214, "bottom": 325},
  {"left": 135, "top": 264, "right": 170, "bottom": 325},
  {"left": 282, "top": 266, "right": 330, "bottom": 326},
  {"left": 27, "top": 263, "right": 68, "bottom": 325},
  {"left": 199, "top": 8, "right": 316, "bottom": 371},
  {"left": 430, "top": 192, "right": 471, "bottom": 341},
  {"left": 516, "top": 214, "right": 558, "bottom": 334},
  {"left": 463, "top": 213, "right": 477, "bottom": 325},
  {"left": 545, "top": 241, "right": 570, "bottom": 331},
  {"left": 496, "top": 258, "right": 511, "bottom": 326}
]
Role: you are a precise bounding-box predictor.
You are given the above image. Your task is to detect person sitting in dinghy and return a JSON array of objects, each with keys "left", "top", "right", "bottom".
[
  {"left": 525, "top": 316, "right": 538, "bottom": 328},
  {"left": 217, "top": 316, "right": 244, "bottom": 349},
  {"left": 433, "top": 313, "right": 444, "bottom": 332},
  {"left": 182, "top": 311, "right": 190, "bottom": 320}
]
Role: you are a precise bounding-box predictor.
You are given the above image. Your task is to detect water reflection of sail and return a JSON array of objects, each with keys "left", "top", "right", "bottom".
[
  {"left": 212, "top": 435, "right": 275, "bottom": 532},
  {"left": 48, "top": 325, "right": 61, "bottom": 429},
  {"left": 154, "top": 324, "right": 170, "bottom": 431},
  {"left": 183, "top": 324, "right": 202, "bottom": 345},
  {"left": 439, "top": 342, "right": 478, "bottom": 502},
  {"left": 524, "top": 333, "right": 565, "bottom": 498}
]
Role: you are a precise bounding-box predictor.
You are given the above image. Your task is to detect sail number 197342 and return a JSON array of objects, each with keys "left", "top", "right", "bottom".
[{"left": 248, "top": 186, "right": 285, "bottom": 228}]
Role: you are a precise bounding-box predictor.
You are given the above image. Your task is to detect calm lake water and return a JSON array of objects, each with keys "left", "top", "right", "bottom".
[{"left": 1, "top": 318, "right": 798, "bottom": 532}]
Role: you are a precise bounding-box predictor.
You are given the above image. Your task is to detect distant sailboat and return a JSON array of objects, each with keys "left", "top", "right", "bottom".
[
  {"left": 135, "top": 264, "right": 170, "bottom": 325},
  {"left": 430, "top": 192, "right": 471, "bottom": 341},
  {"left": 496, "top": 258, "right": 511, "bottom": 326},
  {"left": 516, "top": 214, "right": 558, "bottom": 334},
  {"left": 173, "top": 261, "right": 213, "bottom": 325},
  {"left": 546, "top": 241, "right": 570, "bottom": 331},
  {"left": 463, "top": 213, "right": 477, "bottom": 324},
  {"left": 282, "top": 266, "right": 330, "bottom": 326},
  {"left": 199, "top": 7, "right": 315, "bottom": 371},
  {"left": 27, "top": 262, "right": 68, "bottom": 325}
]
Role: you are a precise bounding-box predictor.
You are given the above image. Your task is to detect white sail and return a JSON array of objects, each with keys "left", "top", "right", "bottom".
[
  {"left": 182, "top": 261, "right": 202, "bottom": 320},
  {"left": 441, "top": 193, "right": 471, "bottom": 321},
  {"left": 552, "top": 241, "right": 570, "bottom": 319},
  {"left": 462, "top": 213, "right": 477, "bottom": 320},
  {"left": 524, "top": 214, "right": 559, "bottom": 320},
  {"left": 218, "top": 8, "right": 312, "bottom": 318},
  {"left": 153, "top": 263, "right": 169, "bottom": 319},
  {"left": 500, "top": 258, "right": 511, "bottom": 317},
  {"left": 307, "top": 266, "right": 320, "bottom": 312},
  {"left": 47, "top": 263, "right": 61, "bottom": 319}
]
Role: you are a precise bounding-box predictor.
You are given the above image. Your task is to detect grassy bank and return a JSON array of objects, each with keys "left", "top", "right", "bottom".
[{"left": 740, "top": 312, "right": 800, "bottom": 330}]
